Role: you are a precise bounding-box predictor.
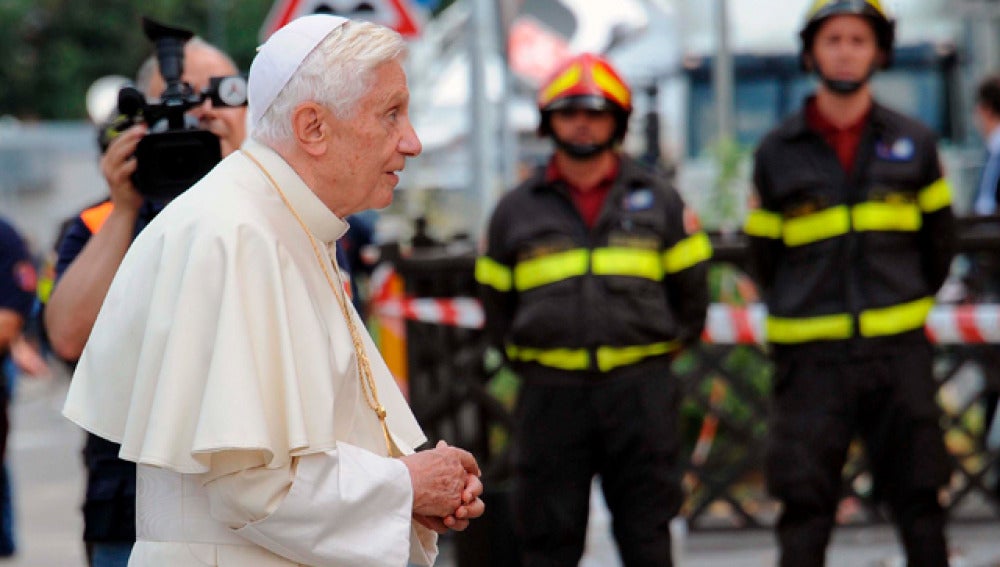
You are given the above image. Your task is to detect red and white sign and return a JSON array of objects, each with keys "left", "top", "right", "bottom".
[
  {"left": 507, "top": 15, "right": 571, "bottom": 85},
  {"left": 261, "top": 0, "right": 424, "bottom": 40}
]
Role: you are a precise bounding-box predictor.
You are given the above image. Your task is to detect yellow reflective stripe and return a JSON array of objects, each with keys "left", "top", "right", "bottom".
[
  {"left": 867, "top": 0, "right": 886, "bottom": 15},
  {"left": 539, "top": 63, "right": 582, "bottom": 107},
  {"left": 766, "top": 313, "right": 853, "bottom": 343},
  {"left": 744, "top": 209, "right": 783, "bottom": 239},
  {"left": 918, "top": 178, "right": 951, "bottom": 213},
  {"left": 506, "top": 342, "right": 681, "bottom": 372},
  {"left": 596, "top": 341, "right": 679, "bottom": 372},
  {"left": 36, "top": 276, "right": 54, "bottom": 304},
  {"left": 506, "top": 345, "right": 590, "bottom": 370},
  {"left": 783, "top": 206, "right": 850, "bottom": 247},
  {"left": 663, "top": 232, "right": 713, "bottom": 274},
  {"left": 851, "top": 202, "right": 921, "bottom": 232},
  {"left": 859, "top": 296, "right": 934, "bottom": 337},
  {"left": 808, "top": 0, "right": 886, "bottom": 18},
  {"left": 592, "top": 248, "right": 662, "bottom": 280},
  {"left": 475, "top": 256, "right": 512, "bottom": 292},
  {"left": 592, "top": 62, "right": 631, "bottom": 109},
  {"left": 514, "top": 249, "right": 589, "bottom": 291}
]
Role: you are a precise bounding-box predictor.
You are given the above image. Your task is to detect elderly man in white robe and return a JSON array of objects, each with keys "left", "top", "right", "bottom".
[{"left": 63, "top": 14, "right": 484, "bottom": 567}]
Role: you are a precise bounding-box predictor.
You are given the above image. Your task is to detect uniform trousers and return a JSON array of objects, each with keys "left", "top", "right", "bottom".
[
  {"left": 765, "top": 340, "right": 950, "bottom": 567},
  {"left": 511, "top": 363, "right": 682, "bottom": 567}
]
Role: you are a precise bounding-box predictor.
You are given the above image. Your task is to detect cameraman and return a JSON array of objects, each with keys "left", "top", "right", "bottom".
[{"left": 44, "top": 37, "right": 245, "bottom": 567}]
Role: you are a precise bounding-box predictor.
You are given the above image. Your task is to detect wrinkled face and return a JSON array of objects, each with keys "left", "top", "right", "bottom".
[
  {"left": 320, "top": 60, "right": 421, "bottom": 216},
  {"left": 147, "top": 46, "right": 247, "bottom": 157},
  {"left": 810, "top": 15, "right": 881, "bottom": 85},
  {"left": 549, "top": 107, "right": 616, "bottom": 147}
]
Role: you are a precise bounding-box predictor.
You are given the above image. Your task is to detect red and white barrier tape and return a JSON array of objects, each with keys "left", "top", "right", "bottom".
[
  {"left": 375, "top": 297, "right": 485, "bottom": 330},
  {"left": 925, "top": 304, "right": 1000, "bottom": 344},
  {"left": 372, "top": 297, "right": 1000, "bottom": 345}
]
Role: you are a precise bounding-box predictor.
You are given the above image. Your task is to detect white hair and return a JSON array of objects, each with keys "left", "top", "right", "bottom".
[{"left": 251, "top": 20, "right": 406, "bottom": 147}]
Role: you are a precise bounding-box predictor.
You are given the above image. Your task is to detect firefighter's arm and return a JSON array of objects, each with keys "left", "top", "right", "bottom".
[
  {"left": 663, "top": 200, "right": 712, "bottom": 345},
  {"left": 917, "top": 153, "right": 956, "bottom": 293},
  {"left": 475, "top": 208, "right": 516, "bottom": 353},
  {"left": 743, "top": 155, "right": 783, "bottom": 292}
]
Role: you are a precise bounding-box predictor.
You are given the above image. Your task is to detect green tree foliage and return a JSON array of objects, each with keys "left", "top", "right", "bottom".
[{"left": 0, "top": 0, "right": 273, "bottom": 120}]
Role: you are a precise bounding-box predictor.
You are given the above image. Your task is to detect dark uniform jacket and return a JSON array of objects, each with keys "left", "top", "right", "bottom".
[
  {"left": 53, "top": 199, "right": 163, "bottom": 543},
  {"left": 745, "top": 100, "right": 955, "bottom": 356},
  {"left": 476, "top": 155, "right": 711, "bottom": 384}
]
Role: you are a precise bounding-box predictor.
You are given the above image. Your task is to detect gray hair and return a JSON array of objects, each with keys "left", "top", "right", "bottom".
[
  {"left": 251, "top": 20, "right": 406, "bottom": 147},
  {"left": 135, "top": 37, "right": 236, "bottom": 97}
]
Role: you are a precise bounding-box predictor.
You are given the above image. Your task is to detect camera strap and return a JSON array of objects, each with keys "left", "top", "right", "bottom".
[{"left": 241, "top": 149, "right": 402, "bottom": 458}]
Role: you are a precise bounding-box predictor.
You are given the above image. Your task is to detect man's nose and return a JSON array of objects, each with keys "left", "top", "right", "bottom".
[
  {"left": 189, "top": 98, "right": 213, "bottom": 120},
  {"left": 400, "top": 122, "right": 422, "bottom": 157}
]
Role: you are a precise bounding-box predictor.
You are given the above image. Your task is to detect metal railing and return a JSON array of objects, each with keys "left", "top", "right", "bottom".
[{"left": 383, "top": 217, "right": 1000, "bottom": 563}]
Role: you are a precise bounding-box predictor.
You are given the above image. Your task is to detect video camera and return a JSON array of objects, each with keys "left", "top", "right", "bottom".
[{"left": 101, "top": 17, "right": 247, "bottom": 200}]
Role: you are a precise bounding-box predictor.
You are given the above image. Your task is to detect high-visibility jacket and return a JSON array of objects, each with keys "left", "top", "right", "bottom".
[
  {"left": 476, "top": 155, "right": 711, "bottom": 381},
  {"left": 745, "top": 100, "right": 955, "bottom": 351}
]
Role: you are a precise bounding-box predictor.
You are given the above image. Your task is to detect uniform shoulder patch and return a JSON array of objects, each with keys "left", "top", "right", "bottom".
[
  {"left": 13, "top": 260, "right": 36, "bottom": 293},
  {"left": 683, "top": 207, "right": 702, "bottom": 234},
  {"left": 876, "top": 136, "right": 915, "bottom": 162},
  {"left": 623, "top": 188, "right": 654, "bottom": 211}
]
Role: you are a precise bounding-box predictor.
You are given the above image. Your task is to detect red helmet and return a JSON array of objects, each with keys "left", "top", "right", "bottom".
[{"left": 537, "top": 53, "right": 632, "bottom": 142}]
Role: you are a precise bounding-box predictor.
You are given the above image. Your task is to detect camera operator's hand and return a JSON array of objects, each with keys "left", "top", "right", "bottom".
[{"left": 100, "top": 123, "right": 147, "bottom": 212}]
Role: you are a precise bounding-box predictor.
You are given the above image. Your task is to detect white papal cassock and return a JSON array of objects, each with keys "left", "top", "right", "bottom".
[{"left": 63, "top": 139, "right": 437, "bottom": 566}]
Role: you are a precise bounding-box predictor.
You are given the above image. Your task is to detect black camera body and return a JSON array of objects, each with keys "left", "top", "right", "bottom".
[{"left": 106, "top": 17, "right": 247, "bottom": 201}]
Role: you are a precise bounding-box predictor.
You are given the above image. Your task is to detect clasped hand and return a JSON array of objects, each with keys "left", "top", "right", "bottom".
[{"left": 401, "top": 440, "right": 485, "bottom": 534}]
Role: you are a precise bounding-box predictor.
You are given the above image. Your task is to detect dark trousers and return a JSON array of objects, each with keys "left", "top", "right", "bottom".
[
  {"left": 765, "top": 341, "right": 950, "bottom": 567},
  {"left": 510, "top": 368, "right": 682, "bottom": 567}
]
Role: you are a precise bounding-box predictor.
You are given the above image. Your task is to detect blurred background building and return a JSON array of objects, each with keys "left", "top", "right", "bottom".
[{"left": 3, "top": 0, "right": 1000, "bottom": 249}]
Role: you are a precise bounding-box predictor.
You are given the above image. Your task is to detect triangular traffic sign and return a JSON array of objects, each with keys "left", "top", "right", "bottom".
[{"left": 261, "top": 0, "right": 424, "bottom": 40}]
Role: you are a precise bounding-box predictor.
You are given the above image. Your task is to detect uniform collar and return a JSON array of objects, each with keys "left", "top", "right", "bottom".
[
  {"left": 544, "top": 154, "right": 620, "bottom": 192},
  {"left": 531, "top": 153, "right": 652, "bottom": 192},
  {"left": 779, "top": 95, "right": 888, "bottom": 141},
  {"left": 240, "top": 139, "right": 349, "bottom": 244}
]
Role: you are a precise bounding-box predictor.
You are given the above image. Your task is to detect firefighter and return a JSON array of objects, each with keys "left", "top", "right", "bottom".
[
  {"left": 744, "top": 1, "right": 955, "bottom": 565},
  {"left": 476, "top": 53, "right": 711, "bottom": 566}
]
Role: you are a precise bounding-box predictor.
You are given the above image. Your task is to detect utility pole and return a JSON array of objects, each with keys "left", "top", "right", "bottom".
[
  {"left": 713, "top": 0, "right": 735, "bottom": 143},
  {"left": 469, "top": 0, "right": 501, "bottom": 236}
]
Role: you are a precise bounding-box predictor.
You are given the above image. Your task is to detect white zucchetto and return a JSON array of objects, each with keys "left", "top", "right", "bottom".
[{"left": 247, "top": 14, "right": 349, "bottom": 129}]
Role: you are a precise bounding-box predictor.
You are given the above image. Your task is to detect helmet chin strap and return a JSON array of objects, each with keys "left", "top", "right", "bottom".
[
  {"left": 816, "top": 62, "right": 877, "bottom": 96},
  {"left": 553, "top": 134, "right": 616, "bottom": 160}
]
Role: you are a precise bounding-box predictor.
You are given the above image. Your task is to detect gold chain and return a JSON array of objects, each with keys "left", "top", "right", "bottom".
[{"left": 241, "top": 149, "right": 398, "bottom": 457}]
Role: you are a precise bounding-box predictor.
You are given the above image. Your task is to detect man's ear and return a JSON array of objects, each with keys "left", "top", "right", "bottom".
[
  {"left": 802, "top": 53, "right": 815, "bottom": 72},
  {"left": 291, "top": 102, "right": 327, "bottom": 157},
  {"left": 875, "top": 51, "right": 887, "bottom": 70}
]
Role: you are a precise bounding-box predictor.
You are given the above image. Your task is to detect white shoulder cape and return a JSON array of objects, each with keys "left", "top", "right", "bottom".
[{"left": 63, "top": 140, "right": 426, "bottom": 473}]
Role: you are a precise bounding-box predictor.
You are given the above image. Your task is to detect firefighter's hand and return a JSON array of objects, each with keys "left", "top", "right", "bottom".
[{"left": 100, "top": 123, "right": 147, "bottom": 212}]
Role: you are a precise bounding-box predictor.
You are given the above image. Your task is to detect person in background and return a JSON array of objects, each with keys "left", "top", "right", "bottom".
[
  {"left": 744, "top": 1, "right": 955, "bottom": 565},
  {"left": 62, "top": 15, "right": 483, "bottom": 566},
  {"left": 477, "top": 52, "right": 711, "bottom": 566},
  {"left": 0, "top": 216, "right": 38, "bottom": 557},
  {"left": 964, "top": 74, "right": 1000, "bottom": 301},
  {"left": 968, "top": 73, "right": 1000, "bottom": 505},
  {"left": 44, "top": 34, "right": 246, "bottom": 567}
]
